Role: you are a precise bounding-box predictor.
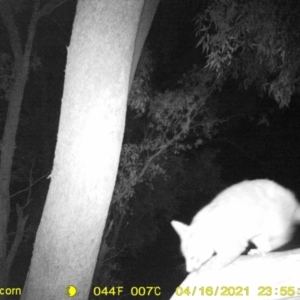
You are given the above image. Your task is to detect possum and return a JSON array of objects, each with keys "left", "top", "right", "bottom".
[{"left": 171, "top": 179, "right": 300, "bottom": 273}]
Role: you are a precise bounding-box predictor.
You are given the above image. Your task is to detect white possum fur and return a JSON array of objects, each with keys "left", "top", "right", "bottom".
[{"left": 171, "top": 179, "right": 300, "bottom": 273}]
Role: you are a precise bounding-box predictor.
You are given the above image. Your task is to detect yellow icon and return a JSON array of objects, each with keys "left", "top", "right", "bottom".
[{"left": 66, "top": 285, "right": 77, "bottom": 297}]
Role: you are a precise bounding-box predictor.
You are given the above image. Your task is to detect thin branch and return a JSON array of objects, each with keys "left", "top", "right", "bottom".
[
  {"left": 38, "top": 0, "right": 70, "bottom": 18},
  {"left": 23, "top": 0, "right": 41, "bottom": 62},
  {"left": 6, "top": 204, "right": 28, "bottom": 271},
  {"left": 138, "top": 114, "right": 199, "bottom": 180},
  {"left": 209, "top": 138, "right": 266, "bottom": 166},
  {"left": 10, "top": 173, "right": 50, "bottom": 199}
]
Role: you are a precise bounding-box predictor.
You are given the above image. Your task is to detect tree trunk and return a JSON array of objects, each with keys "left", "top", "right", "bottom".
[
  {"left": 129, "top": 0, "right": 159, "bottom": 88},
  {"left": 21, "top": 1, "right": 158, "bottom": 299},
  {"left": 170, "top": 249, "right": 300, "bottom": 300},
  {"left": 94, "top": 0, "right": 159, "bottom": 277}
]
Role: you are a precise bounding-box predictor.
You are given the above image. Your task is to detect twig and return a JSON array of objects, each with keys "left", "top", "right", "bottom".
[{"left": 10, "top": 173, "right": 50, "bottom": 199}]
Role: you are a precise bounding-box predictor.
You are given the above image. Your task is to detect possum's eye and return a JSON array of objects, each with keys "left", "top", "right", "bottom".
[{"left": 190, "top": 256, "right": 199, "bottom": 263}]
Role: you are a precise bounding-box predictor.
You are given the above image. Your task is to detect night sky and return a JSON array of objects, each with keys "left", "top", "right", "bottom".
[{"left": 1, "top": 1, "right": 300, "bottom": 299}]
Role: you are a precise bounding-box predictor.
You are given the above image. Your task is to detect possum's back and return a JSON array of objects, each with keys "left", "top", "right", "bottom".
[{"left": 191, "top": 179, "right": 300, "bottom": 237}]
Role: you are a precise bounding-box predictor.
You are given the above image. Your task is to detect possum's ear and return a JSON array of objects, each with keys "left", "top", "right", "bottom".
[{"left": 171, "top": 220, "right": 189, "bottom": 238}]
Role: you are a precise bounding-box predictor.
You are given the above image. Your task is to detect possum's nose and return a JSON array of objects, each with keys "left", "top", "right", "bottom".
[
  {"left": 186, "top": 258, "right": 200, "bottom": 273},
  {"left": 186, "top": 265, "right": 194, "bottom": 273}
]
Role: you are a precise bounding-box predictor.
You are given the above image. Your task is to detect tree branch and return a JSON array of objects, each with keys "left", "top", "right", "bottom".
[
  {"left": 10, "top": 173, "right": 50, "bottom": 199},
  {"left": 38, "top": 0, "right": 70, "bottom": 18},
  {"left": 6, "top": 204, "right": 28, "bottom": 272}
]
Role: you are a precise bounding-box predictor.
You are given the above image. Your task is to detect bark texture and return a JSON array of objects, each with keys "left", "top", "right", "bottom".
[{"left": 21, "top": 1, "right": 158, "bottom": 299}]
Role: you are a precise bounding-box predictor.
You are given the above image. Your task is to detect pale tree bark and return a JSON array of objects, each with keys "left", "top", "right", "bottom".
[
  {"left": 21, "top": 1, "right": 158, "bottom": 299},
  {"left": 170, "top": 249, "right": 300, "bottom": 300},
  {"left": 96, "top": 0, "right": 160, "bottom": 274}
]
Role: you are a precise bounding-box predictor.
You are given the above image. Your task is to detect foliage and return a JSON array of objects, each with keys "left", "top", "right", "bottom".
[
  {"left": 114, "top": 60, "right": 218, "bottom": 212},
  {"left": 195, "top": 0, "right": 300, "bottom": 107},
  {"left": 128, "top": 47, "right": 153, "bottom": 116},
  {"left": 95, "top": 48, "right": 222, "bottom": 284}
]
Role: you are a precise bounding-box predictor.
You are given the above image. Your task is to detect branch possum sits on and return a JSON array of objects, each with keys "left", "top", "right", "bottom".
[{"left": 171, "top": 179, "right": 300, "bottom": 273}]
